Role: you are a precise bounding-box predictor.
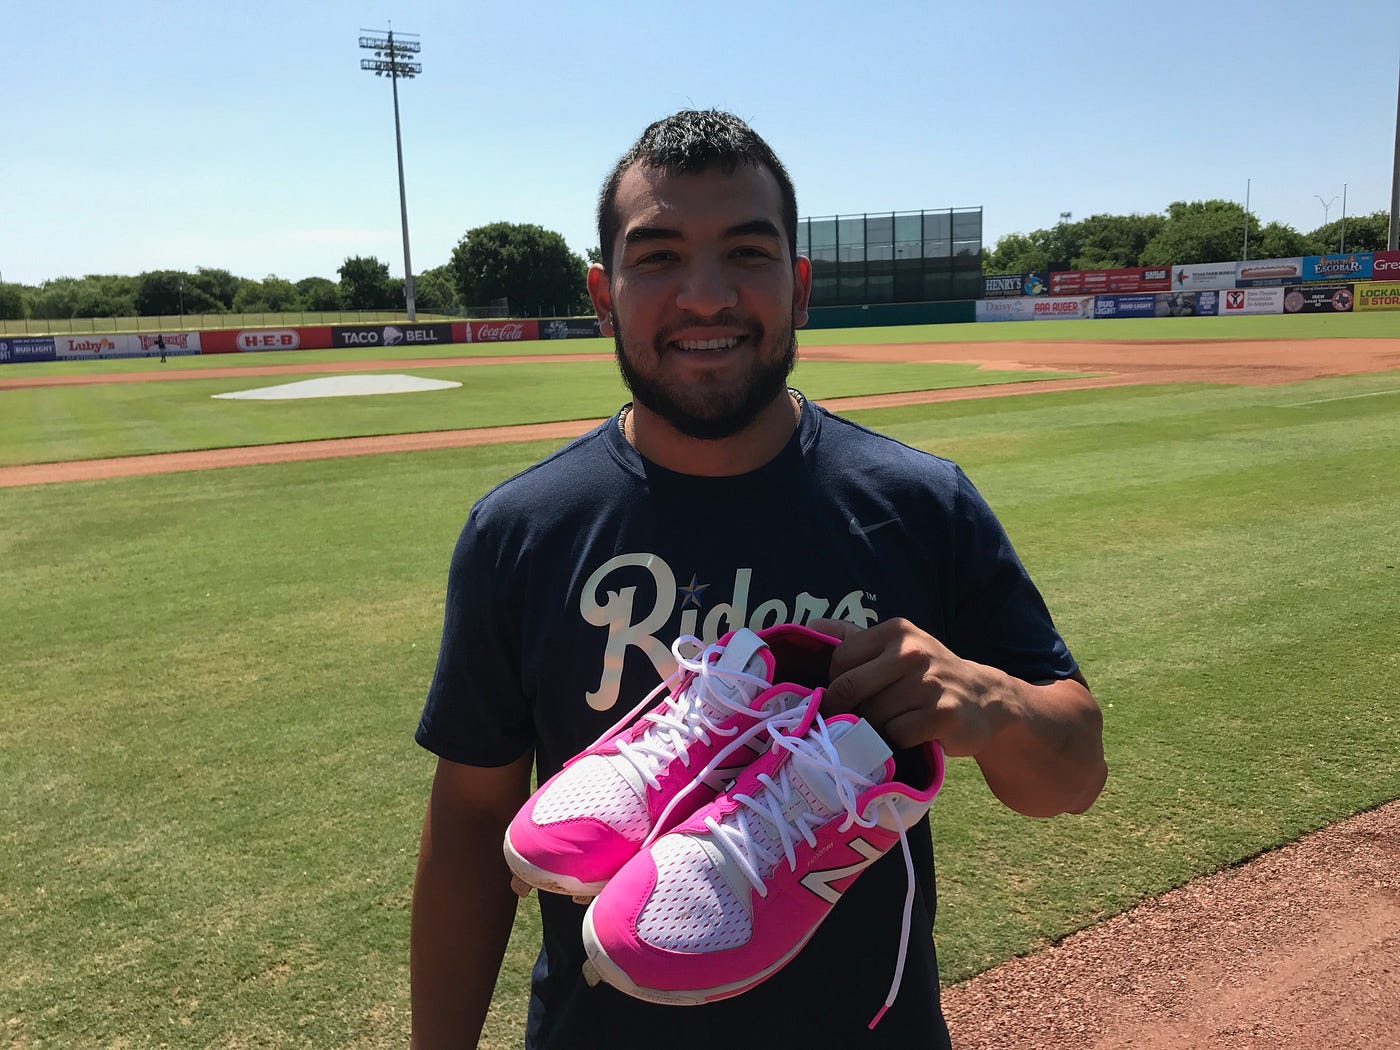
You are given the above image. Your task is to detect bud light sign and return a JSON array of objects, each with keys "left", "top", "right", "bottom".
[
  {"left": 1093, "top": 294, "right": 1157, "bottom": 319},
  {"left": 0, "top": 336, "right": 57, "bottom": 363}
]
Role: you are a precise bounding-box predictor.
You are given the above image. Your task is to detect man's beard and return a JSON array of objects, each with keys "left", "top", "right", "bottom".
[{"left": 612, "top": 318, "right": 798, "bottom": 441}]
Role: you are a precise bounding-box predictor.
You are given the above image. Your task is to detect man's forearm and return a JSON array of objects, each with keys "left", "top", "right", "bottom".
[
  {"left": 410, "top": 796, "right": 522, "bottom": 1048},
  {"left": 974, "top": 673, "right": 1107, "bottom": 817}
]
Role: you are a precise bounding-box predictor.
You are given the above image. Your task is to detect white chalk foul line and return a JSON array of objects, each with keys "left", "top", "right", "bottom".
[{"left": 1282, "top": 389, "right": 1400, "bottom": 407}]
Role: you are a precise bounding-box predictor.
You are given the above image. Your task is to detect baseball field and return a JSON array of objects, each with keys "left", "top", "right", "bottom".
[{"left": 2, "top": 313, "right": 1398, "bottom": 1047}]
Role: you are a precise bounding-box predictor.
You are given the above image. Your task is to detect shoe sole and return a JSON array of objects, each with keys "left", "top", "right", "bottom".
[
  {"left": 503, "top": 834, "right": 610, "bottom": 901},
  {"left": 579, "top": 901, "right": 819, "bottom": 1005}
]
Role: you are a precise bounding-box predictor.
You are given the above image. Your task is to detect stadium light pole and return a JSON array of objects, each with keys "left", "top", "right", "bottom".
[
  {"left": 359, "top": 27, "right": 422, "bottom": 321},
  {"left": 1242, "top": 179, "right": 1251, "bottom": 262},
  {"left": 1390, "top": 59, "right": 1399, "bottom": 250},
  {"left": 1314, "top": 194, "right": 1336, "bottom": 227},
  {"left": 1338, "top": 183, "right": 1347, "bottom": 254}
]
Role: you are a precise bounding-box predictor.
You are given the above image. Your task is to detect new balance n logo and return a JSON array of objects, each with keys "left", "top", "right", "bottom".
[{"left": 799, "top": 837, "right": 883, "bottom": 904}]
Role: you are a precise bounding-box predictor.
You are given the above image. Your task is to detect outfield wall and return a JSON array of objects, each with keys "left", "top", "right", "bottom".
[{"left": 2, "top": 279, "right": 1396, "bottom": 365}]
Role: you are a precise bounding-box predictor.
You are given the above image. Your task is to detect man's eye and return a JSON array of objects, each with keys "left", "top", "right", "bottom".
[
  {"left": 733, "top": 246, "right": 773, "bottom": 260},
  {"left": 634, "top": 250, "right": 677, "bottom": 266}
]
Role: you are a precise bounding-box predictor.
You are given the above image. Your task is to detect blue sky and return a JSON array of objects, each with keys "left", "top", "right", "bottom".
[{"left": 4, "top": 0, "right": 1398, "bottom": 286}]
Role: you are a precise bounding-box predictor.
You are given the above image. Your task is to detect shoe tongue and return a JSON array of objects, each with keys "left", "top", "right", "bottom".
[
  {"left": 791, "top": 717, "right": 893, "bottom": 814},
  {"left": 707, "top": 629, "right": 772, "bottom": 706}
]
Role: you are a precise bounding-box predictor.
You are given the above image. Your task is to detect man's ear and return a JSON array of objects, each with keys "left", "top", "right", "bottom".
[
  {"left": 587, "top": 263, "right": 614, "bottom": 335},
  {"left": 791, "top": 256, "right": 813, "bottom": 329}
]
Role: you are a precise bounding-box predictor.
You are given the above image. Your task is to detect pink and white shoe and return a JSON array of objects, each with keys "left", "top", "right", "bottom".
[
  {"left": 503, "top": 625, "right": 837, "bottom": 901},
  {"left": 580, "top": 704, "right": 945, "bottom": 1027}
]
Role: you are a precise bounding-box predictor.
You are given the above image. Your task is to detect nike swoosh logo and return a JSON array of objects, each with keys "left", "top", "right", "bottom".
[{"left": 849, "top": 515, "right": 898, "bottom": 537}]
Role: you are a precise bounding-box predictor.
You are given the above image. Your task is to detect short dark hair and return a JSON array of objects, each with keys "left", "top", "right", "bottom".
[{"left": 596, "top": 110, "right": 798, "bottom": 272}]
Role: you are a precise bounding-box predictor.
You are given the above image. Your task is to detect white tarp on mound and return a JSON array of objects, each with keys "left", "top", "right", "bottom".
[{"left": 213, "top": 374, "right": 462, "bottom": 400}]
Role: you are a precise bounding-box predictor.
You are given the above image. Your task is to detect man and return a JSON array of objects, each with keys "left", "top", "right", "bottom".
[{"left": 411, "top": 110, "right": 1106, "bottom": 1049}]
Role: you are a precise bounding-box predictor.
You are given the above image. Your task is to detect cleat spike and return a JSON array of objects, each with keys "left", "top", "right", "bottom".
[
  {"left": 510, "top": 875, "right": 534, "bottom": 898},
  {"left": 582, "top": 959, "right": 602, "bottom": 987},
  {"left": 571, "top": 893, "right": 593, "bottom": 905}
]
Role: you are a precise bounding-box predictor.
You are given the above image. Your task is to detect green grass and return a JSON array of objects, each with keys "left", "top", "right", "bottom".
[
  {"left": 3, "top": 361, "right": 1399, "bottom": 1047},
  {"left": 0, "top": 360, "right": 1086, "bottom": 466},
  {"left": 797, "top": 309, "right": 1398, "bottom": 343}
]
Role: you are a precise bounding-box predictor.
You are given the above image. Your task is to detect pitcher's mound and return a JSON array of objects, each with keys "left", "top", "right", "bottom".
[{"left": 213, "top": 374, "right": 462, "bottom": 400}]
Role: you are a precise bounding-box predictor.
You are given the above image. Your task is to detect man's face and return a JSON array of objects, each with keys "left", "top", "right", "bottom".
[{"left": 589, "top": 162, "right": 812, "bottom": 441}]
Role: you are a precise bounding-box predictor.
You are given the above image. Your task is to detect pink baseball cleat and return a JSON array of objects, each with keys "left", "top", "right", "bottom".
[
  {"left": 503, "top": 625, "right": 837, "bottom": 901},
  {"left": 580, "top": 705, "right": 944, "bottom": 1028}
]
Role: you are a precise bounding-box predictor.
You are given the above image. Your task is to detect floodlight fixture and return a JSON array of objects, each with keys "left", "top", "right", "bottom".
[{"left": 359, "top": 26, "right": 422, "bottom": 320}]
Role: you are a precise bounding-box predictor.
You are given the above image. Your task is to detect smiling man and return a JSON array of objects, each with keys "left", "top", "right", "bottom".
[{"left": 411, "top": 110, "right": 1106, "bottom": 1049}]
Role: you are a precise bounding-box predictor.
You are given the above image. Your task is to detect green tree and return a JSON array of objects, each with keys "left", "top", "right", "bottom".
[
  {"left": 982, "top": 231, "right": 1052, "bottom": 275},
  {"left": 338, "top": 255, "right": 399, "bottom": 310},
  {"left": 1141, "top": 200, "right": 1256, "bottom": 265},
  {"left": 414, "top": 264, "right": 458, "bottom": 313},
  {"left": 134, "top": 270, "right": 222, "bottom": 316},
  {"left": 232, "top": 275, "right": 301, "bottom": 314},
  {"left": 189, "top": 268, "right": 241, "bottom": 311},
  {"left": 450, "top": 222, "right": 588, "bottom": 315},
  {"left": 1305, "top": 209, "right": 1390, "bottom": 254},
  {"left": 1068, "top": 213, "right": 1165, "bottom": 270},
  {"left": 296, "top": 276, "right": 342, "bottom": 311},
  {"left": 0, "top": 282, "right": 25, "bottom": 320},
  {"left": 1252, "top": 222, "right": 1308, "bottom": 261}
]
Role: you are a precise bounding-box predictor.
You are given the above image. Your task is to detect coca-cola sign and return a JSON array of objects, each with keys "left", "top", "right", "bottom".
[{"left": 468, "top": 320, "right": 540, "bottom": 342}]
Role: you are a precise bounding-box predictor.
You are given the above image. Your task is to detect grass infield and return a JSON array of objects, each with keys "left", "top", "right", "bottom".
[{"left": 2, "top": 321, "right": 1397, "bottom": 1047}]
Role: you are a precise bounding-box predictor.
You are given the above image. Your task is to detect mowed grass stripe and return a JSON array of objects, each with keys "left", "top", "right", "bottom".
[
  {"left": 2, "top": 370, "right": 1397, "bottom": 1047},
  {"left": 0, "top": 360, "right": 1086, "bottom": 467}
]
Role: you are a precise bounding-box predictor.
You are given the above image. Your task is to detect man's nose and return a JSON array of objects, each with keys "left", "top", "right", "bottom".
[{"left": 674, "top": 259, "right": 739, "bottom": 317}]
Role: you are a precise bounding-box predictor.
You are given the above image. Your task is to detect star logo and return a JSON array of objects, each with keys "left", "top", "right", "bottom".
[{"left": 678, "top": 573, "right": 709, "bottom": 610}]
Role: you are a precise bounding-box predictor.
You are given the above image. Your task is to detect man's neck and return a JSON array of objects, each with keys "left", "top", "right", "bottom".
[{"left": 622, "top": 391, "right": 801, "bottom": 477}]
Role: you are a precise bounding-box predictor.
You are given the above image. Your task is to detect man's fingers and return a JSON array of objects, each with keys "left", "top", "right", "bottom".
[{"left": 809, "top": 617, "right": 859, "bottom": 643}]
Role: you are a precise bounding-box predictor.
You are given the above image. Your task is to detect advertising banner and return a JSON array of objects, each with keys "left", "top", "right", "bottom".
[
  {"left": 1284, "top": 284, "right": 1354, "bottom": 313},
  {"left": 1371, "top": 250, "right": 1400, "bottom": 280},
  {"left": 540, "top": 317, "right": 603, "bottom": 339},
  {"left": 0, "top": 335, "right": 57, "bottom": 363},
  {"left": 136, "top": 332, "right": 201, "bottom": 357},
  {"left": 1031, "top": 296, "right": 1095, "bottom": 320},
  {"left": 1172, "top": 263, "right": 1237, "bottom": 291},
  {"left": 1093, "top": 294, "right": 1158, "bottom": 319},
  {"left": 199, "top": 327, "right": 334, "bottom": 353},
  {"left": 1049, "top": 266, "right": 1172, "bottom": 295},
  {"left": 1302, "top": 252, "right": 1373, "bottom": 283},
  {"left": 981, "top": 274, "right": 1026, "bottom": 298},
  {"left": 1023, "top": 272, "right": 1048, "bottom": 296},
  {"left": 331, "top": 322, "right": 454, "bottom": 349},
  {"left": 1221, "top": 287, "right": 1284, "bottom": 315},
  {"left": 52, "top": 333, "right": 147, "bottom": 359},
  {"left": 463, "top": 319, "right": 540, "bottom": 342},
  {"left": 975, "top": 298, "right": 1037, "bottom": 322},
  {"left": 1355, "top": 282, "right": 1400, "bottom": 311},
  {"left": 1235, "top": 258, "right": 1302, "bottom": 287},
  {"left": 1153, "top": 290, "right": 1219, "bottom": 317}
]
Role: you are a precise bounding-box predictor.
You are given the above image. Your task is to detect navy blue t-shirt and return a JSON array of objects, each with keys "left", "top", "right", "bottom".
[{"left": 417, "top": 394, "right": 1078, "bottom": 1049}]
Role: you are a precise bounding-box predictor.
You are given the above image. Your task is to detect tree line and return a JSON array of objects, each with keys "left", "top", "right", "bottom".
[
  {"left": 983, "top": 203, "right": 1391, "bottom": 276},
  {"left": 0, "top": 222, "right": 593, "bottom": 323},
  {"left": 3, "top": 205, "right": 1392, "bottom": 321}
]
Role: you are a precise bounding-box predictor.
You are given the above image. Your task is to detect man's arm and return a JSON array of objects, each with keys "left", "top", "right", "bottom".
[
  {"left": 814, "top": 618, "right": 1106, "bottom": 817},
  {"left": 410, "top": 751, "right": 533, "bottom": 1049}
]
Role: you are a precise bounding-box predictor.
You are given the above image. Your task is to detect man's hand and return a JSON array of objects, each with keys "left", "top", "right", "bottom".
[
  {"left": 811, "top": 618, "right": 1106, "bottom": 817},
  {"left": 814, "top": 617, "right": 1005, "bottom": 757}
]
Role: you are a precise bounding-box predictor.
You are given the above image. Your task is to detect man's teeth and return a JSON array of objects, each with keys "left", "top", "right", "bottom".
[{"left": 676, "top": 336, "right": 739, "bottom": 351}]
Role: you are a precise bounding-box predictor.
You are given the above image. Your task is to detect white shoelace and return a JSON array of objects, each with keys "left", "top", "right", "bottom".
[
  {"left": 587, "top": 636, "right": 807, "bottom": 830},
  {"left": 703, "top": 714, "right": 916, "bottom": 1029}
]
